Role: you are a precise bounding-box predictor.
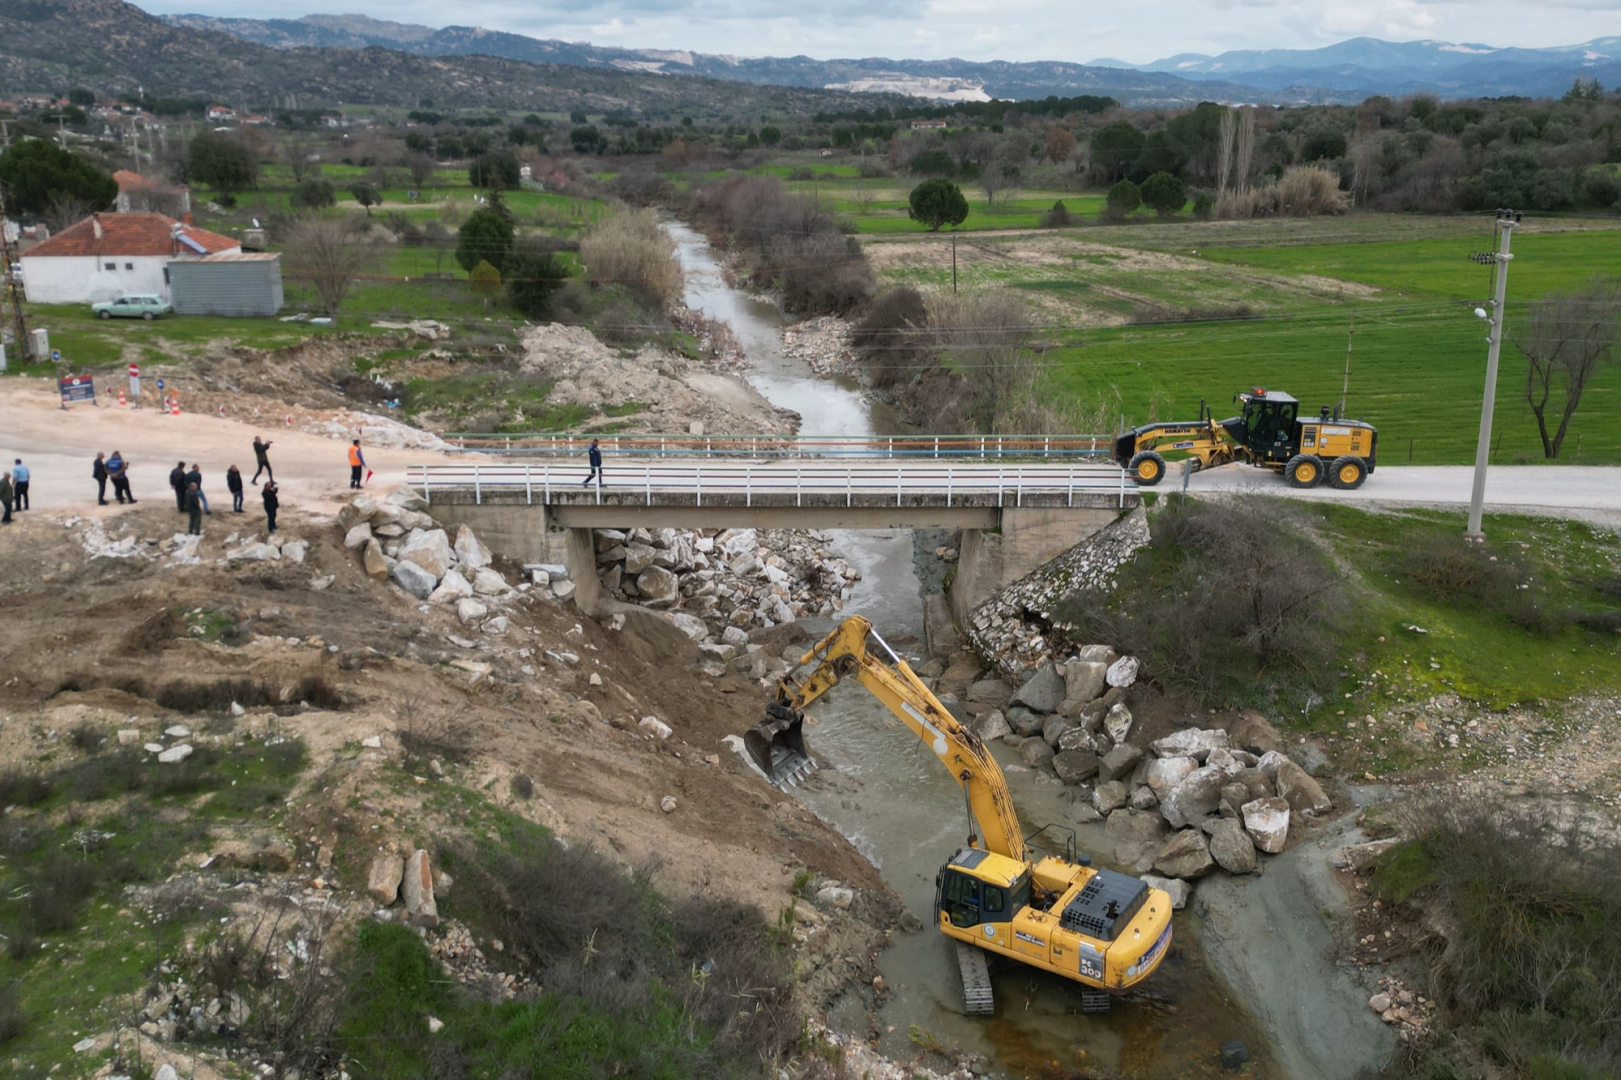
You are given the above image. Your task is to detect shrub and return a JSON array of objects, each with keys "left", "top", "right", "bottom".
[
  {"left": 0, "top": 771, "right": 52, "bottom": 807},
  {"left": 511, "top": 773, "right": 534, "bottom": 798},
  {"left": 1216, "top": 166, "right": 1349, "bottom": 219},
  {"left": 1038, "top": 200, "right": 1076, "bottom": 227},
  {"left": 1140, "top": 171, "right": 1187, "bottom": 216},
  {"left": 454, "top": 209, "right": 515, "bottom": 275},
  {"left": 506, "top": 237, "right": 568, "bottom": 320},
  {"left": 28, "top": 854, "right": 99, "bottom": 933},
  {"left": 579, "top": 208, "right": 683, "bottom": 309},
  {"left": 1102, "top": 179, "right": 1141, "bottom": 222},
  {"left": 68, "top": 725, "right": 104, "bottom": 754},
  {"left": 289, "top": 178, "right": 336, "bottom": 210},
  {"left": 0, "top": 984, "right": 19, "bottom": 1045},
  {"left": 852, "top": 287, "right": 929, "bottom": 390},
  {"left": 1055, "top": 495, "right": 1345, "bottom": 705}
]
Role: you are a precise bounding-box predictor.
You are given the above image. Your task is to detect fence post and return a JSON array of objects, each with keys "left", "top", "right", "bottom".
[
  {"left": 997, "top": 468, "right": 1003, "bottom": 505},
  {"left": 543, "top": 463, "right": 550, "bottom": 503},
  {"left": 424, "top": 469, "right": 432, "bottom": 505},
  {"left": 645, "top": 464, "right": 652, "bottom": 507},
  {"left": 896, "top": 466, "right": 901, "bottom": 507},
  {"left": 474, "top": 463, "right": 481, "bottom": 505},
  {"left": 747, "top": 467, "right": 752, "bottom": 508},
  {"left": 1119, "top": 467, "right": 1126, "bottom": 508},
  {"left": 846, "top": 465, "right": 852, "bottom": 507},
  {"left": 934, "top": 436, "right": 940, "bottom": 459},
  {"left": 796, "top": 466, "right": 802, "bottom": 507},
  {"left": 1067, "top": 465, "right": 1074, "bottom": 508},
  {"left": 947, "top": 467, "right": 952, "bottom": 507},
  {"left": 525, "top": 463, "right": 532, "bottom": 505},
  {"left": 1016, "top": 469, "right": 1022, "bottom": 508},
  {"left": 696, "top": 469, "right": 702, "bottom": 507}
]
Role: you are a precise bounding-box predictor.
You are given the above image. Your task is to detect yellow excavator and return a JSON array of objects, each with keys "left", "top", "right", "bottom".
[
  {"left": 745, "top": 616, "right": 1173, "bottom": 1015},
  {"left": 1112, "top": 387, "right": 1378, "bottom": 489}
]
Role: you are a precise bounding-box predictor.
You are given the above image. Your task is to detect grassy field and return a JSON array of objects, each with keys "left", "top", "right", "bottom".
[{"left": 867, "top": 215, "right": 1621, "bottom": 464}]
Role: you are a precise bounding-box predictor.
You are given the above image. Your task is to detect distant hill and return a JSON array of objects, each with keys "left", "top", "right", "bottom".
[
  {"left": 1092, "top": 36, "right": 1621, "bottom": 99},
  {"left": 163, "top": 11, "right": 1282, "bottom": 107},
  {"left": 0, "top": 0, "right": 917, "bottom": 117}
]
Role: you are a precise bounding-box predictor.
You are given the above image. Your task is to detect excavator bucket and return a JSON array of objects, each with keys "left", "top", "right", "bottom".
[{"left": 744, "top": 702, "right": 816, "bottom": 787}]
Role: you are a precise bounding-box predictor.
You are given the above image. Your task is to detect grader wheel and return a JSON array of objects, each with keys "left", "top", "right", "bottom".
[
  {"left": 1128, "top": 450, "right": 1168, "bottom": 486},
  {"left": 1285, "top": 454, "right": 1323, "bottom": 488}
]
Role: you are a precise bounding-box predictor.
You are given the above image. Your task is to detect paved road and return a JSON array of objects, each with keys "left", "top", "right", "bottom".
[{"left": 1178, "top": 463, "right": 1621, "bottom": 523}]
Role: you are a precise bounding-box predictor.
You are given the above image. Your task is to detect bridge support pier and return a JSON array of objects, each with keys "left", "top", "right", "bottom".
[
  {"left": 565, "top": 527, "right": 603, "bottom": 614},
  {"left": 949, "top": 507, "right": 1123, "bottom": 628}
]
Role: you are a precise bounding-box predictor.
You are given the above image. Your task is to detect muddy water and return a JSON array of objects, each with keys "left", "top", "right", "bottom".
[{"left": 669, "top": 221, "right": 1274, "bottom": 1078}]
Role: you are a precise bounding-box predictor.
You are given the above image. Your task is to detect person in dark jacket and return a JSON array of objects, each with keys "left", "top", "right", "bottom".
[
  {"left": 184, "top": 482, "right": 203, "bottom": 536},
  {"left": 185, "top": 463, "right": 211, "bottom": 515},
  {"left": 581, "top": 438, "right": 604, "bottom": 487},
  {"left": 169, "top": 460, "right": 188, "bottom": 511},
  {"left": 107, "top": 451, "right": 135, "bottom": 504},
  {"left": 226, "top": 465, "right": 244, "bottom": 512},
  {"left": 251, "top": 436, "right": 273, "bottom": 485},
  {"left": 0, "top": 471, "right": 12, "bottom": 524},
  {"left": 93, "top": 453, "right": 109, "bottom": 505},
  {"left": 262, "top": 480, "right": 280, "bottom": 533}
]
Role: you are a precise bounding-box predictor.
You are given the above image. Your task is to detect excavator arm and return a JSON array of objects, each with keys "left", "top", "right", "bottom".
[{"left": 745, "top": 616, "right": 1026, "bottom": 864}]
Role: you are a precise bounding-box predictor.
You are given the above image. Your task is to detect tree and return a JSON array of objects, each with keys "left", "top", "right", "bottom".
[
  {"left": 759, "top": 126, "right": 781, "bottom": 147},
  {"left": 290, "top": 178, "right": 337, "bottom": 210},
  {"left": 0, "top": 139, "right": 116, "bottom": 217},
  {"left": 1045, "top": 126, "right": 1075, "bottom": 166},
  {"left": 1103, "top": 178, "right": 1141, "bottom": 221},
  {"left": 1301, "top": 127, "right": 1348, "bottom": 162},
  {"left": 570, "top": 126, "right": 606, "bottom": 155},
  {"left": 348, "top": 182, "right": 381, "bottom": 215},
  {"left": 468, "top": 259, "right": 502, "bottom": 306},
  {"left": 506, "top": 238, "right": 567, "bottom": 319},
  {"left": 979, "top": 161, "right": 1015, "bottom": 206},
  {"left": 1140, "top": 172, "right": 1187, "bottom": 216},
  {"left": 67, "top": 87, "right": 96, "bottom": 108},
  {"left": 187, "top": 132, "right": 259, "bottom": 202},
  {"left": 286, "top": 135, "right": 319, "bottom": 184},
  {"left": 454, "top": 208, "right": 515, "bottom": 275},
  {"left": 907, "top": 178, "right": 968, "bottom": 231},
  {"left": 1516, "top": 278, "right": 1621, "bottom": 458},
  {"left": 282, "top": 215, "right": 380, "bottom": 317},
  {"left": 405, "top": 153, "right": 435, "bottom": 193},
  {"left": 469, "top": 150, "right": 521, "bottom": 191},
  {"left": 1091, "top": 121, "right": 1145, "bottom": 183}
]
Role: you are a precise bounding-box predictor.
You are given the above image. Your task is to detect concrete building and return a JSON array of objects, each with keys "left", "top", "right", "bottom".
[
  {"left": 113, "top": 171, "right": 191, "bottom": 217},
  {"left": 19, "top": 214, "right": 239, "bottom": 305},
  {"left": 169, "top": 253, "right": 284, "bottom": 317}
]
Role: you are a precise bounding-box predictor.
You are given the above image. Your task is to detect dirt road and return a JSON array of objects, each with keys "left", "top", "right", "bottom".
[
  {"left": 1184, "top": 464, "right": 1621, "bottom": 526},
  {"left": 0, "top": 380, "right": 472, "bottom": 517}
]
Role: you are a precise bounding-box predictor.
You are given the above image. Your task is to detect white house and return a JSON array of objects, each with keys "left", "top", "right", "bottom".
[{"left": 20, "top": 213, "right": 240, "bottom": 305}]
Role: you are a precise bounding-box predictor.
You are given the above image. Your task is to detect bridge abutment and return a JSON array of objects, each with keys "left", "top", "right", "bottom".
[{"left": 949, "top": 507, "right": 1124, "bottom": 628}]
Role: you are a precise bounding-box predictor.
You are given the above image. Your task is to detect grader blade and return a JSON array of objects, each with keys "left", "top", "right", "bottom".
[{"left": 744, "top": 703, "right": 816, "bottom": 787}]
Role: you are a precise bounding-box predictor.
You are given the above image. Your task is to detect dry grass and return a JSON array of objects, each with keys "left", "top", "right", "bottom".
[
  {"left": 1216, "top": 166, "right": 1350, "bottom": 219},
  {"left": 579, "top": 208, "right": 684, "bottom": 309}
]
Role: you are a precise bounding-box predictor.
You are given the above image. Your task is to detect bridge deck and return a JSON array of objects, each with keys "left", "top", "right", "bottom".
[{"left": 408, "top": 460, "right": 1138, "bottom": 511}]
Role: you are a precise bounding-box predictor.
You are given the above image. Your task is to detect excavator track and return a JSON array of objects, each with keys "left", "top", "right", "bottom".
[{"left": 956, "top": 942, "right": 995, "bottom": 1016}]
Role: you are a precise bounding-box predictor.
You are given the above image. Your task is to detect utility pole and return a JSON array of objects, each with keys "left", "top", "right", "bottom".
[
  {"left": 952, "top": 234, "right": 958, "bottom": 295},
  {"left": 1339, "top": 312, "right": 1354, "bottom": 416},
  {"left": 1466, "top": 209, "right": 1520, "bottom": 538}
]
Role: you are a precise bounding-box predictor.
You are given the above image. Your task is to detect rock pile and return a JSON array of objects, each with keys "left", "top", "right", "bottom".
[
  {"left": 341, "top": 490, "right": 533, "bottom": 629},
  {"left": 592, "top": 525, "right": 860, "bottom": 636},
  {"left": 782, "top": 316, "right": 857, "bottom": 377},
  {"left": 965, "top": 508, "right": 1150, "bottom": 678},
  {"left": 971, "top": 653, "right": 1332, "bottom": 907}
]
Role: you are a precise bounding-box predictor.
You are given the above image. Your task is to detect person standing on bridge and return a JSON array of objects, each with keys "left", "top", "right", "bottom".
[
  {"left": 10, "top": 459, "right": 29, "bottom": 511},
  {"left": 581, "top": 438, "right": 604, "bottom": 488},
  {"left": 107, "top": 451, "right": 135, "bottom": 504},
  {"left": 348, "top": 440, "right": 367, "bottom": 489},
  {"left": 93, "top": 452, "right": 109, "bottom": 506},
  {"left": 251, "top": 436, "right": 274, "bottom": 485}
]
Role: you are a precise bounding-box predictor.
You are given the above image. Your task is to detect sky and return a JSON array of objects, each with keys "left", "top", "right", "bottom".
[{"left": 134, "top": 0, "right": 1621, "bottom": 65}]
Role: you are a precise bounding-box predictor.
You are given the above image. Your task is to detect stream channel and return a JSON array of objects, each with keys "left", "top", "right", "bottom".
[{"left": 667, "top": 219, "right": 1277, "bottom": 1079}]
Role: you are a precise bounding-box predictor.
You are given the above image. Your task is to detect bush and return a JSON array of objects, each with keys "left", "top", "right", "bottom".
[
  {"left": 505, "top": 238, "right": 568, "bottom": 320},
  {"left": 1140, "top": 171, "right": 1187, "bottom": 216},
  {"left": 454, "top": 209, "right": 515, "bottom": 275},
  {"left": 852, "top": 287, "right": 929, "bottom": 390},
  {"left": 1102, "top": 179, "right": 1141, "bottom": 222},
  {"left": 0, "top": 984, "right": 19, "bottom": 1045},
  {"left": 1055, "top": 495, "right": 1344, "bottom": 705},
  {"left": 1216, "top": 166, "right": 1349, "bottom": 219},
  {"left": 579, "top": 208, "right": 683, "bottom": 309},
  {"left": 1038, "top": 200, "right": 1076, "bottom": 227},
  {"left": 289, "top": 178, "right": 336, "bottom": 210}
]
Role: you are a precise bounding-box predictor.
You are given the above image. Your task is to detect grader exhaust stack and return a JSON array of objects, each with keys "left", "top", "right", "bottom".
[{"left": 745, "top": 702, "right": 816, "bottom": 787}]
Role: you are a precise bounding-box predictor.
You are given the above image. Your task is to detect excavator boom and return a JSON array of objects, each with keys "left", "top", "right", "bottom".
[{"left": 746, "top": 616, "right": 1025, "bottom": 863}]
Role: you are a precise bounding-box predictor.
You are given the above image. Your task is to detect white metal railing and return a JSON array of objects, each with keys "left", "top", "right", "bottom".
[
  {"left": 405, "top": 461, "right": 1137, "bottom": 509},
  {"left": 438, "top": 432, "right": 1117, "bottom": 460}
]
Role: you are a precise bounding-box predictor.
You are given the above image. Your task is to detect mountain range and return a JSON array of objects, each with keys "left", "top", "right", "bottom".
[{"left": 162, "top": 12, "right": 1621, "bottom": 105}]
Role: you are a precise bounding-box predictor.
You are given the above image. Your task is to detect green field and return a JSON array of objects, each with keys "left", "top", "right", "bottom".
[{"left": 869, "top": 216, "right": 1621, "bottom": 464}]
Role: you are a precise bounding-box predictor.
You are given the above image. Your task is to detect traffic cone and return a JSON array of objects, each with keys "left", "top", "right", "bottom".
[
  {"left": 285, "top": 415, "right": 293, "bottom": 426},
  {"left": 170, "top": 398, "right": 181, "bottom": 417},
  {"left": 218, "top": 404, "right": 226, "bottom": 417},
  {"left": 117, "top": 387, "right": 127, "bottom": 406}
]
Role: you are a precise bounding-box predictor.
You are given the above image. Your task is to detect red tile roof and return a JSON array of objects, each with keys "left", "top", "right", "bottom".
[{"left": 22, "top": 214, "right": 238, "bottom": 259}]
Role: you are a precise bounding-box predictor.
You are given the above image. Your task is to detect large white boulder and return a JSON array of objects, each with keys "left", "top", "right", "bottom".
[
  {"left": 1145, "top": 756, "right": 1198, "bottom": 801},
  {"left": 428, "top": 571, "right": 475, "bottom": 604},
  {"left": 1241, "top": 796, "right": 1291, "bottom": 854},
  {"left": 398, "top": 528, "right": 453, "bottom": 580},
  {"left": 1150, "top": 728, "right": 1230, "bottom": 762},
  {"left": 392, "top": 560, "right": 438, "bottom": 600},
  {"left": 453, "top": 524, "right": 492, "bottom": 570}
]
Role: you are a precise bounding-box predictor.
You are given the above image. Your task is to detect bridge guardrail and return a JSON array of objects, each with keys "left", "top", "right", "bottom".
[
  {"left": 438, "top": 432, "right": 1117, "bottom": 460},
  {"left": 406, "top": 461, "right": 1136, "bottom": 509}
]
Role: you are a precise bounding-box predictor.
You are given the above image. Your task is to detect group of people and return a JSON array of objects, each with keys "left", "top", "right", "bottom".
[
  {"left": 0, "top": 457, "right": 32, "bottom": 523},
  {"left": 163, "top": 436, "right": 282, "bottom": 536}
]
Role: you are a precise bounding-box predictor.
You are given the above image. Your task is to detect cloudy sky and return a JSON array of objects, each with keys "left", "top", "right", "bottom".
[{"left": 136, "top": 0, "right": 1621, "bottom": 64}]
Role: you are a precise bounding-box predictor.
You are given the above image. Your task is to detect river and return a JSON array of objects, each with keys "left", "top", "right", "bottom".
[{"left": 667, "top": 219, "right": 1276, "bottom": 1079}]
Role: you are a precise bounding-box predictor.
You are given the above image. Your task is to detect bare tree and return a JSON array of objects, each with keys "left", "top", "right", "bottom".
[
  {"left": 1348, "top": 135, "right": 1378, "bottom": 207},
  {"left": 928, "top": 291, "right": 1047, "bottom": 432},
  {"left": 286, "top": 135, "right": 319, "bottom": 184},
  {"left": 852, "top": 185, "right": 878, "bottom": 215},
  {"left": 42, "top": 193, "right": 96, "bottom": 233},
  {"left": 979, "top": 161, "right": 1012, "bottom": 207},
  {"left": 1516, "top": 278, "right": 1621, "bottom": 458},
  {"left": 405, "top": 152, "right": 435, "bottom": 195},
  {"left": 1234, "top": 108, "right": 1256, "bottom": 195},
  {"left": 281, "top": 214, "right": 380, "bottom": 317},
  {"left": 1217, "top": 108, "right": 1237, "bottom": 196}
]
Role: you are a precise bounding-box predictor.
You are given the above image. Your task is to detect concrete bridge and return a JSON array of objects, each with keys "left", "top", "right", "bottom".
[{"left": 407, "top": 458, "right": 1140, "bottom": 618}]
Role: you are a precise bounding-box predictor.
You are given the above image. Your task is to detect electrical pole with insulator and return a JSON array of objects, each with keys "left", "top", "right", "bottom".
[{"left": 1465, "top": 208, "right": 1520, "bottom": 538}]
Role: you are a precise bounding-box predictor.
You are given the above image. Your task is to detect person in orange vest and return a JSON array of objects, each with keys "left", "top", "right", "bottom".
[{"left": 348, "top": 439, "right": 367, "bottom": 489}]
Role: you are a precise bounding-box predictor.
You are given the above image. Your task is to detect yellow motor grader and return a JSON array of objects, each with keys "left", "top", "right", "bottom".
[{"left": 1112, "top": 388, "right": 1378, "bottom": 489}]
